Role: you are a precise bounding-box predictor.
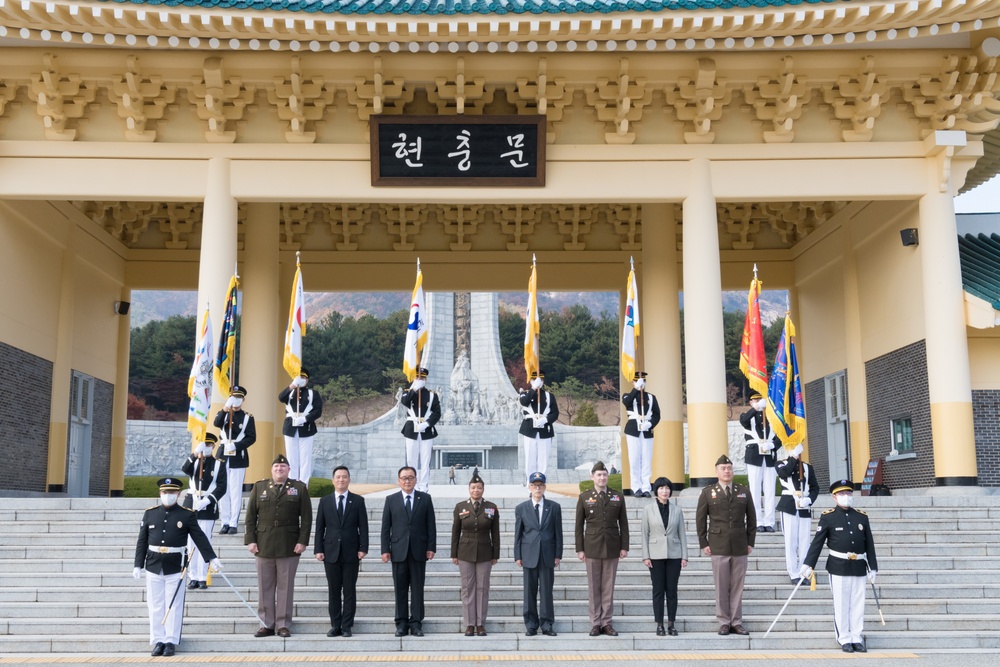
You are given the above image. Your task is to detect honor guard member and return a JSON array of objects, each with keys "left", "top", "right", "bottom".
[
  {"left": 575, "top": 461, "right": 629, "bottom": 637},
  {"left": 518, "top": 371, "right": 559, "bottom": 486},
  {"left": 740, "top": 393, "right": 780, "bottom": 532},
  {"left": 133, "top": 478, "right": 222, "bottom": 657},
  {"left": 279, "top": 368, "right": 323, "bottom": 484},
  {"left": 245, "top": 454, "right": 313, "bottom": 638},
  {"left": 514, "top": 472, "right": 562, "bottom": 637},
  {"left": 776, "top": 444, "right": 819, "bottom": 584},
  {"left": 622, "top": 371, "right": 660, "bottom": 497},
  {"left": 180, "top": 433, "right": 227, "bottom": 589},
  {"left": 800, "top": 480, "right": 878, "bottom": 653},
  {"left": 214, "top": 385, "right": 256, "bottom": 534},
  {"left": 696, "top": 454, "right": 756, "bottom": 636},
  {"left": 400, "top": 367, "right": 440, "bottom": 494}
]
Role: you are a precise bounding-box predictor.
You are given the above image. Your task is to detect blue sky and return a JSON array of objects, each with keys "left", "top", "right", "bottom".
[{"left": 956, "top": 174, "right": 1000, "bottom": 214}]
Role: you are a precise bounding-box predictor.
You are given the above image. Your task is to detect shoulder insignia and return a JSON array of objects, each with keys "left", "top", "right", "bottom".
[
  {"left": 822, "top": 508, "right": 835, "bottom": 514},
  {"left": 180, "top": 506, "right": 195, "bottom": 512},
  {"left": 855, "top": 509, "right": 868, "bottom": 516},
  {"left": 145, "top": 505, "right": 159, "bottom": 511}
]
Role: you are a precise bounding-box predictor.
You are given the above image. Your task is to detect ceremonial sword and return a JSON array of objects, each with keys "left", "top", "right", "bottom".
[
  {"left": 213, "top": 568, "right": 266, "bottom": 626},
  {"left": 763, "top": 574, "right": 807, "bottom": 639}
]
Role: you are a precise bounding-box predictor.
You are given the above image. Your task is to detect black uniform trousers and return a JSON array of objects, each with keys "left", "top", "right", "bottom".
[
  {"left": 648, "top": 558, "right": 683, "bottom": 623},
  {"left": 323, "top": 558, "right": 361, "bottom": 630},
  {"left": 391, "top": 551, "right": 427, "bottom": 627}
]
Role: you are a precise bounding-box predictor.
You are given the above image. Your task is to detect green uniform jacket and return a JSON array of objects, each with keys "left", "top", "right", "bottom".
[
  {"left": 695, "top": 482, "right": 756, "bottom": 557},
  {"left": 450, "top": 499, "right": 501, "bottom": 563},
  {"left": 575, "top": 487, "right": 629, "bottom": 558},
  {"left": 245, "top": 478, "right": 313, "bottom": 559}
]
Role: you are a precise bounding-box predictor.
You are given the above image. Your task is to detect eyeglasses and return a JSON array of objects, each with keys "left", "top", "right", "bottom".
[{"left": 399, "top": 476, "right": 416, "bottom": 481}]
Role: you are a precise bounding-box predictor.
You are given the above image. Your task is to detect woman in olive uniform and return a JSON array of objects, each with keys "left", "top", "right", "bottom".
[{"left": 450, "top": 474, "right": 501, "bottom": 636}]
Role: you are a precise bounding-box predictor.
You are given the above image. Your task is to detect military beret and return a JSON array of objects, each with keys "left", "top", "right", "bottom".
[
  {"left": 528, "top": 471, "right": 547, "bottom": 484},
  {"left": 591, "top": 460, "right": 608, "bottom": 473},
  {"left": 230, "top": 385, "right": 247, "bottom": 397},
  {"left": 469, "top": 474, "right": 484, "bottom": 486},
  {"left": 716, "top": 454, "right": 733, "bottom": 466},
  {"left": 830, "top": 479, "right": 854, "bottom": 494},
  {"left": 157, "top": 477, "right": 182, "bottom": 491},
  {"left": 273, "top": 454, "right": 290, "bottom": 465}
]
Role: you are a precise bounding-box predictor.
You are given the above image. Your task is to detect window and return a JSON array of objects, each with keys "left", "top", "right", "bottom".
[{"left": 890, "top": 417, "right": 913, "bottom": 456}]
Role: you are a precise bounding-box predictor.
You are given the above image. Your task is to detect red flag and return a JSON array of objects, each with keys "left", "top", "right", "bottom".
[{"left": 739, "top": 276, "right": 769, "bottom": 395}]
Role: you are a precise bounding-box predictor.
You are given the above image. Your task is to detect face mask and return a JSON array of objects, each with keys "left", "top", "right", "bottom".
[
  {"left": 161, "top": 493, "right": 179, "bottom": 507},
  {"left": 835, "top": 494, "right": 853, "bottom": 508}
]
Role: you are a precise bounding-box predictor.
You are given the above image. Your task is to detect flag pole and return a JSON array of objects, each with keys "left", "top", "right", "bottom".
[
  {"left": 232, "top": 261, "right": 241, "bottom": 389},
  {"left": 415, "top": 258, "right": 422, "bottom": 418}
]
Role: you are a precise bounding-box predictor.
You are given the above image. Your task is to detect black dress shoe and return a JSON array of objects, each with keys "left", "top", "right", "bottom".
[
  {"left": 327, "top": 628, "right": 342, "bottom": 637},
  {"left": 656, "top": 624, "right": 666, "bottom": 636},
  {"left": 342, "top": 628, "right": 352, "bottom": 638},
  {"left": 162, "top": 643, "right": 175, "bottom": 657},
  {"left": 852, "top": 643, "right": 867, "bottom": 653},
  {"left": 542, "top": 628, "right": 557, "bottom": 636},
  {"left": 199, "top": 581, "right": 208, "bottom": 589},
  {"left": 842, "top": 643, "right": 855, "bottom": 653},
  {"left": 220, "top": 524, "right": 230, "bottom": 534},
  {"left": 667, "top": 624, "right": 678, "bottom": 636},
  {"left": 525, "top": 628, "right": 538, "bottom": 636},
  {"left": 151, "top": 643, "right": 165, "bottom": 656},
  {"left": 730, "top": 625, "right": 749, "bottom": 636},
  {"left": 254, "top": 627, "right": 275, "bottom": 637},
  {"left": 718, "top": 624, "right": 730, "bottom": 635},
  {"left": 395, "top": 626, "right": 407, "bottom": 637},
  {"left": 589, "top": 625, "right": 602, "bottom": 636},
  {"left": 410, "top": 624, "right": 424, "bottom": 637},
  {"left": 187, "top": 580, "right": 200, "bottom": 590}
]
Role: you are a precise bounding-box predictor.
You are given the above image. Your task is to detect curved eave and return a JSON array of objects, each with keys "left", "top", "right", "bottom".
[{"left": 1, "top": 0, "right": 999, "bottom": 51}]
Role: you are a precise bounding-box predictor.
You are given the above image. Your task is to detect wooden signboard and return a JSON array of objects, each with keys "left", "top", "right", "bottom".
[{"left": 860, "top": 457, "right": 884, "bottom": 496}]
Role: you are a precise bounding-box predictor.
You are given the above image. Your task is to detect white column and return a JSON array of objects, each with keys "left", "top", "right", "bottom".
[{"left": 682, "top": 159, "right": 728, "bottom": 487}]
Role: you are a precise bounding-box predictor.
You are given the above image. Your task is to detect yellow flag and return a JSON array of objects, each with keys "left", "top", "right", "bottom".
[{"left": 524, "top": 258, "right": 540, "bottom": 382}]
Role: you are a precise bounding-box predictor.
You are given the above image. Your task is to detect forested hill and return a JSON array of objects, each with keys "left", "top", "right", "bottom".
[{"left": 131, "top": 289, "right": 787, "bottom": 327}]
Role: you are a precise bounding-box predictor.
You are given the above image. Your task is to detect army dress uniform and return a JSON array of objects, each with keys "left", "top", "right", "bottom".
[
  {"left": 133, "top": 478, "right": 218, "bottom": 656},
  {"left": 180, "top": 439, "right": 227, "bottom": 588},
  {"left": 802, "top": 480, "right": 878, "bottom": 652},
  {"left": 245, "top": 457, "right": 313, "bottom": 635},
  {"left": 621, "top": 372, "right": 660, "bottom": 497},
  {"left": 740, "top": 398, "right": 781, "bottom": 531},
  {"left": 518, "top": 372, "right": 559, "bottom": 486},
  {"left": 776, "top": 447, "right": 820, "bottom": 582},
  {"left": 213, "top": 385, "right": 257, "bottom": 533},
  {"left": 451, "top": 492, "right": 501, "bottom": 634},
  {"left": 400, "top": 368, "right": 441, "bottom": 494},
  {"left": 575, "top": 462, "right": 629, "bottom": 635}
]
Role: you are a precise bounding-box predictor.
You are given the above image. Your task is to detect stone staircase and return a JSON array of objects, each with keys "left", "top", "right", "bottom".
[{"left": 1, "top": 493, "right": 999, "bottom": 655}]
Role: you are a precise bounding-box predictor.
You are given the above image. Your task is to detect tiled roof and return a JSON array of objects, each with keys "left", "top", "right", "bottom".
[
  {"left": 959, "top": 233, "right": 1000, "bottom": 310},
  {"left": 102, "top": 0, "right": 839, "bottom": 16}
]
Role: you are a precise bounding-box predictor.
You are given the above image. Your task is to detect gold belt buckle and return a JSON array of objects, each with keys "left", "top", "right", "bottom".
[
  {"left": 157, "top": 547, "right": 169, "bottom": 554},
  {"left": 847, "top": 553, "right": 858, "bottom": 560}
]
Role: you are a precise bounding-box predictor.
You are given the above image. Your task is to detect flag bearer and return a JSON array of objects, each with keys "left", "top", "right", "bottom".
[
  {"left": 214, "top": 385, "right": 257, "bottom": 534},
  {"left": 518, "top": 370, "right": 559, "bottom": 486},
  {"left": 622, "top": 371, "right": 660, "bottom": 497},
  {"left": 776, "top": 444, "right": 819, "bottom": 584},
  {"left": 740, "top": 393, "right": 780, "bottom": 532},
  {"left": 401, "top": 367, "right": 440, "bottom": 493},
  {"left": 279, "top": 368, "right": 323, "bottom": 485},
  {"left": 181, "top": 433, "right": 227, "bottom": 589}
]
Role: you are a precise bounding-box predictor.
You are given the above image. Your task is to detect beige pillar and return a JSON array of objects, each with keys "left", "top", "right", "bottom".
[
  {"left": 682, "top": 160, "right": 728, "bottom": 487},
  {"left": 841, "top": 224, "right": 871, "bottom": 482},
  {"left": 919, "top": 156, "right": 977, "bottom": 486},
  {"left": 642, "top": 204, "right": 685, "bottom": 488},
  {"left": 45, "top": 227, "right": 75, "bottom": 492},
  {"left": 196, "top": 157, "right": 238, "bottom": 449},
  {"left": 110, "top": 286, "right": 131, "bottom": 496},
  {"left": 242, "top": 203, "right": 280, "bottom": 486}
]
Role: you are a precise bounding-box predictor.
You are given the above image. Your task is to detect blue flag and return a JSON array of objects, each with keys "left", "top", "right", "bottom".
[{"left": 765, "top": 315, "right": 806, "bottom": 447}]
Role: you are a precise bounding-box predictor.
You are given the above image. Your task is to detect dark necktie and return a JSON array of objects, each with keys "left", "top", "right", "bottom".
[
  {"left": 405, "top": 495, "right": 412, "bottom": 515},
  {"left": 535, "top": 503, "right": 541, "bottom": 523},
  {"left": 725, "top": 486, "right": 732, "bottom": 500},
  {"left": 474, "top": 501, "right": 480, "bottom": 512},
  {"left": 338, "top": 494, "right": 345, "bottom": 519}
]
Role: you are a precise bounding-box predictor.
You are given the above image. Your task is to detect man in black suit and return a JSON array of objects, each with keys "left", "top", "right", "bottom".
[
  {"left": 513, "top": 471, "right": 563, "bottom": 637},
  {"left": 381, "top": 465, "right": 437, "bottom": 637},
  {"left": 315, "top": 465, "right": 369, "bottom": 638}
]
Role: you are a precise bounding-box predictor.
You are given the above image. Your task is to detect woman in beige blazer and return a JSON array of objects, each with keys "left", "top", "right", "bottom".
[{"left": 640, "top": 477, "right": 688, "bottom": 636}]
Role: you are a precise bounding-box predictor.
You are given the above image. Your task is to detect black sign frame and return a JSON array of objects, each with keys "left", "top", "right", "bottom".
[{"left": 371, "top": 115, "right": 546, "bottom": 187}]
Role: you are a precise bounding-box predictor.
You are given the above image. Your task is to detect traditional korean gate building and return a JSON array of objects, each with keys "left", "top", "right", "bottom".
[{"left": 1, "top": 0, "right": 999, "bottom": 496}]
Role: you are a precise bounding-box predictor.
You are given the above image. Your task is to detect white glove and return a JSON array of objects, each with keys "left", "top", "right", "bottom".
[
  {"left": 530, "top": 378, "right": 543, "bottom": 390},
  {"left": 633, "top": 379, "right": 645, "bottom": 390},
  {"left": 790, "top": 444, "right": 804, "bottom": 458},
  {"left": 195, "top": 497, "right": 211, "bottom": 511},
  {"left": 867, "top": 570, "right": 877, "bottom": 584},
  {"left": 292, "top": 416, "right": 306, "bottom": 427},
  {"left": 761, "top": 441, "right": 774, "bottom": 452},
  {"left": 639, "top": 420, "right": 651, "bottom": 432},
  {"left": 210, "top": 558, "right": 224, "bottom": 572},
  {"left": 533, "top": 418, "right": 546, "bottom": 429},
  {"left": 415, "top": 421, "right": 428, "bottom": 433},
  {"left": 133, "top": 567, "right": 142, "bottom": 580},
  {"left": 799, "top": 497, "right": 812, "bottom": 509},
  {"left": 224, "top": 396, "right": 236, "bottom": 410},
  {"left": 411, "top": 379, "right": 426, "bottom": 391},
  {"left": 292, "top": 376, "right": 307, "bottom": 388},
  {"left": 799, "top": 565, "right": 813, "bottom": 579}
]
